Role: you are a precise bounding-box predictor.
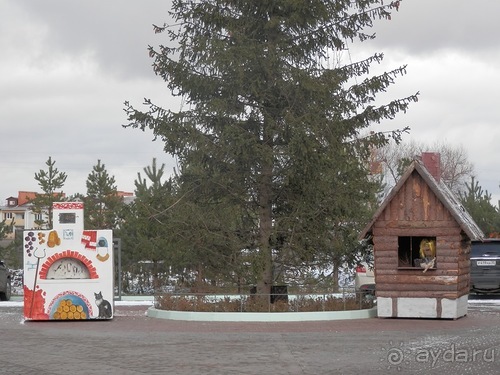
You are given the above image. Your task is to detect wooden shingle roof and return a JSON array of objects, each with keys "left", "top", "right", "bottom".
[{"left": 359, "top": 159, "right": 484, "bottom": 241}]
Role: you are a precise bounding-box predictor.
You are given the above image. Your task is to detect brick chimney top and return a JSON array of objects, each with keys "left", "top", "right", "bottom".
[{"left": 421, "top": 152, "right": 441, "bottom": 183}]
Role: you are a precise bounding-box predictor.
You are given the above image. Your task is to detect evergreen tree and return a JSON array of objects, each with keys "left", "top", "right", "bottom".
[
  {"left": 171, "top": 166, "right": 255, "bottom": 289},
  {"left": 124, "top": 0, "right": 418, "bottom": 294},
  {"left": 1, "top": 232, "right": 22, "bottom": 269},
  {"left": 0, "top": 218, "right": 13, "bottom": 241},
  {"left": 459, "top": 177, "right": 500, "bottom": 236},
  {"left": 31, "top": 156, "right": 67, "bottom": 228},
  {"left": 117, "top": 159, "right": 178, "bottom": 292},
  {"left": 84, "top": 159, "right": 122, "bottom": 229}
]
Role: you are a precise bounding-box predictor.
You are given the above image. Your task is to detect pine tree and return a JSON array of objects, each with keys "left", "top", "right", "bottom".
[
  {"left": 0, "top": 218, "right": 13, "bottom": 241},
  {"left": 124, "top": 0, "right": 418, "bottom": 294},
  {"left": 31, "top": 156, "right": 67, "bottom": 228},
  {"left": 117, "top": 159, "right": 178, "bottom": 292},
  {"left": 460, "top": 177, "right": 500, "bottom": 236},
  {"left": 84, "top": 159, "right": 121, "bottom": 229}
]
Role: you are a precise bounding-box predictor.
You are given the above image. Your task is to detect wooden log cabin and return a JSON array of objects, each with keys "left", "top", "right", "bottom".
[{"left": 359, "top": 153, "right": 483, "bottom": 319}]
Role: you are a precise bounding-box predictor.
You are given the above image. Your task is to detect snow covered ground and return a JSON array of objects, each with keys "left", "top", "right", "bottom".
[
  {"left": 0, "top": 297, "right": 154, "bottom": 308},
  {"left": 2, "top": 295, "right": 498, "bottom": 309}
]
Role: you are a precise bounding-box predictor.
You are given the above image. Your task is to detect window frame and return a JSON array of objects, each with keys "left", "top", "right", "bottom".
[{"left": 397, "top": 236, "right": 437, "bottom": 270}]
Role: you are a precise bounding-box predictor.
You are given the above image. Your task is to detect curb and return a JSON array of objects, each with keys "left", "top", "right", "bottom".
[{"left": 146, "top": 306, "right": 377, "bottom": 322}]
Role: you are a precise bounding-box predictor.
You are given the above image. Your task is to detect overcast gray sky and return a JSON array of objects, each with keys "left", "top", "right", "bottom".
[{"left": 1, "top": 1, "right": 500, "bottom": 205}]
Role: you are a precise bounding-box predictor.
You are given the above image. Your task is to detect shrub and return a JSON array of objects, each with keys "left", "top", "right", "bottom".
[{"left": 155, "top": 293, "right": 374, "bottom": 312}]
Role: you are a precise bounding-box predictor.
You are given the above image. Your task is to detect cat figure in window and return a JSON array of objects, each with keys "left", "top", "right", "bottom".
[{"left": 95, "top": 291, "right": 112, "bottom": 318}]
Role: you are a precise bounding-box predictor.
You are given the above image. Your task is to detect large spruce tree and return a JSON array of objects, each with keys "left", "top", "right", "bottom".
[{"left": 124, "top": 0, "right": 418, "bottom": 294}]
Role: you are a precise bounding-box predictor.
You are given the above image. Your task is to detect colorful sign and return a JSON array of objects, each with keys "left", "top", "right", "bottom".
[{"left": 23, "top": 202, "right": 114, "bottom": 321}]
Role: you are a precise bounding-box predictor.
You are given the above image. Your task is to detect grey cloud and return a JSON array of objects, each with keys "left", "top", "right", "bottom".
[
  {"left": 370, "top": 0, "right": 500, "bottom": 55},
  {"left": 11, "top": 0, "right": 174, "bottom": 79}
]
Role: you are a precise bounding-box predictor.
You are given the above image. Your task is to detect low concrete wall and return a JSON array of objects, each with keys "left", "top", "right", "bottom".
[
  {"left": 377, "top": 295, "right": 468, "bottom": 319},
  {"left": 147, "top": 306, "right": 377, "bottom": 322}
]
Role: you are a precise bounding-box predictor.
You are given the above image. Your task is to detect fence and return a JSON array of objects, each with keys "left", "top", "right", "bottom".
[{"left": 155, "top": 289, "right": 375, "bottom": 313}]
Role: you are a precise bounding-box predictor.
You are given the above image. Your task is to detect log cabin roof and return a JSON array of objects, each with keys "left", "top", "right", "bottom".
[{"left": 359, "top": 159, "right": 484, "bottom": 241}]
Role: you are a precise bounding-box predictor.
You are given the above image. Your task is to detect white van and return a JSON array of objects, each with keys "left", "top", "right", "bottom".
[{"left": 354, "top": 258, "right": 375, "bottom": 295}]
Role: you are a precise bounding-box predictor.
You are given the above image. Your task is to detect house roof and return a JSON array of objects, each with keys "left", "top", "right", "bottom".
[
  {"left": 17, "top": 191, "right": 37, "bottom": 206},
  {"left": 359, "top": 159, "right": 484, "bottom": 241}
]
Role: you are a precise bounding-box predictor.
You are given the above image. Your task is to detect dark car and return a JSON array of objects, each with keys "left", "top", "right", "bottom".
[
  {"left": 470, "top": 239, "right": 500, "bottom": 294},
  {"left": 0, "top": 260, "right": 11, "bottom": 301}
]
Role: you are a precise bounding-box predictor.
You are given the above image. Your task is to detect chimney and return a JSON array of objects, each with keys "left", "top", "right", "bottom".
[{"left": 421, "top": 152, "right": 441, "bottom": 183}]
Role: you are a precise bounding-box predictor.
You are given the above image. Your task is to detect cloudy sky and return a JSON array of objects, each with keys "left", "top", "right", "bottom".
[{"left": 1, "top": 1, "right": 499, "bottom": 205}]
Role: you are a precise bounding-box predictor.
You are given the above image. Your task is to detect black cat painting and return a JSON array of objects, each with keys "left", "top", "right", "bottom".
[{"left": 94, "top": 291, "right": 112, "bottom": 319}]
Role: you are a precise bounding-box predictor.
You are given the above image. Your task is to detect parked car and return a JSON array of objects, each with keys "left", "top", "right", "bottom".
[
  {"left": 0, "top": 260, "right": 12, "bottom": 301},
  {"left": 470, "top": 239, "right": 500, "bottom": 294},
  {"left": 354, "top": 255, "right": 375, "bottom": 295}
]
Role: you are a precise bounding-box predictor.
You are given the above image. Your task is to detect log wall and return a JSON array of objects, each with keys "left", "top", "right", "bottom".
[{"left": 373, "top": 171, "right": 471, "bottom": 300}]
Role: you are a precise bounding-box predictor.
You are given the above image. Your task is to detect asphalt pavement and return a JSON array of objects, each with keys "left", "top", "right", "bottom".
[{"left": 0, "top": 298, "right": 499, "bottom": 374}]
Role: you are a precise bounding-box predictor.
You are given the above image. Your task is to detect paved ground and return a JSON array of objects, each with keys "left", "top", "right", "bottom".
[{"left": 0, "top": 300, "right": 499, "bottom": 375}]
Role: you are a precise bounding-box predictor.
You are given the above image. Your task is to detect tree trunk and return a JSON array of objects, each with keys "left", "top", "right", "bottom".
[
  {"left": 257, "top": 178, "right": 273, "bottom": 297},
  {"left": 332, "top": 263, "right": 339, "bottom": 292},
  {"left": 256, "top": 126, "right": 274, "bottom": 298}
]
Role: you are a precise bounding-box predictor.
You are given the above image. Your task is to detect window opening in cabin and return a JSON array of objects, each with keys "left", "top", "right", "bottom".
[{"left": 398, "top": 236, "right": 436, "bottom": 272}]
